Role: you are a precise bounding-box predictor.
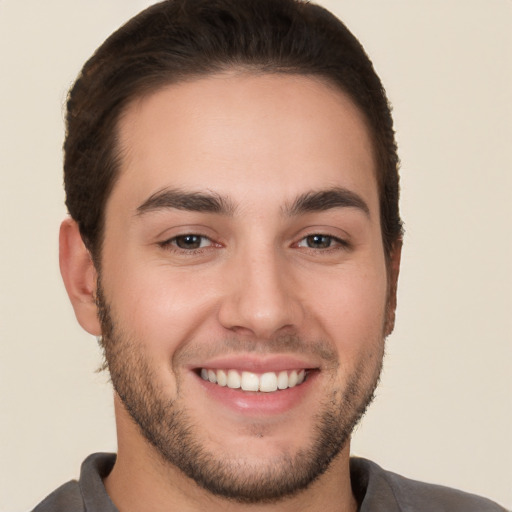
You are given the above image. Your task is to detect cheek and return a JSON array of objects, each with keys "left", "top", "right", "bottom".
[
  {"left": 104, "top": 261, "right": 220, "bottom": 354},
  {"left": 307, "top": 261, "right": 389, "bottom": 350}
]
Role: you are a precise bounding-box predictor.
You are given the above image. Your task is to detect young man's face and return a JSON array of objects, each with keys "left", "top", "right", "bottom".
[{"left": 94, "top": 73, "right": 397, "bottom": 501}]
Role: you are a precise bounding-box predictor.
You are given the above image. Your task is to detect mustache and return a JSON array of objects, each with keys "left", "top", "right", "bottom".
[{"left": 174, "top": 333, "right": 340, "bottom": 368}]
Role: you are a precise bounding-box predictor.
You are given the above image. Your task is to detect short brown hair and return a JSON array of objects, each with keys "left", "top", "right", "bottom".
[{"left": 64, "top": 0, "right": 402, "bottom": 263}]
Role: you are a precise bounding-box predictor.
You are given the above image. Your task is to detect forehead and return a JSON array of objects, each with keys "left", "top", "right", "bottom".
[{"left": 111, "top": 72, "right": 377, "bottom": 214}]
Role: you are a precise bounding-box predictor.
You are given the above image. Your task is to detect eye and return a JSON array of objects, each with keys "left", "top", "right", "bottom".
[
  {"left": 162, "top": 234, "right": 213, "bottom": 250},
  {"left": 296, "top": 234, "right": 344, "bottom": 249}
]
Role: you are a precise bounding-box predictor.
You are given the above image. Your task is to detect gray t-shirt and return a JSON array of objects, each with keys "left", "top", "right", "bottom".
[{"left": 32, "top": 452, "right": 508, "bottom": 511}]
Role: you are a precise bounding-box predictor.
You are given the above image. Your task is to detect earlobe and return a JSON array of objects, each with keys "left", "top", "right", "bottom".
[
  {"left": 59, "top": 218, "right": 102, "bottom": 335},
  {"left": 384, "top": 239, "right": 402, "bottom": 337}
]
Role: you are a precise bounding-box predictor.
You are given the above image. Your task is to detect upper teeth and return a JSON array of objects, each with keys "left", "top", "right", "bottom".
[{"left": 200, "top": 369, "right": 306, "bottom": 392}]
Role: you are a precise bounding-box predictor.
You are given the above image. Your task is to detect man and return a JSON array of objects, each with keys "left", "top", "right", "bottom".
[{"left": 32, "top": 0, "right": 507, "bottom": 510}]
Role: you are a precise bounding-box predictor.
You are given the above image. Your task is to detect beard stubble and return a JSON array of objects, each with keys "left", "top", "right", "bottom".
[{"left": 96, "top": 281, "right": 384, "bottom": 504}]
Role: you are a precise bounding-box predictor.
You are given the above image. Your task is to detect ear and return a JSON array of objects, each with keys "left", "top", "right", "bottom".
[
  {"left": 59, "top": 218, "right": 102, "bottom": 335},
  {"left": 384, "top": 238, "right": 402, "bottom": 337}
]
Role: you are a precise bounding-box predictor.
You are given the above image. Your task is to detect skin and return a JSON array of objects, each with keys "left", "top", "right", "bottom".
[{"left": 60, "top": 72, "right": 401, "bottom": 512}]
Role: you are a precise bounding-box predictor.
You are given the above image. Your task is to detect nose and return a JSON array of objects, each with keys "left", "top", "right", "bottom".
[{"left": 217, "top": 246, "right": 304, "bottom": 339}]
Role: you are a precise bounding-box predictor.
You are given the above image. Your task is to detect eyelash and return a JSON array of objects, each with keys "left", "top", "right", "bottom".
[
  {"left": 159, "top": 234, "right": 216, "bottom": 253},
  {"left": 158, "top": 233, "right": 349, "bottom": 255},
  {"left": 295, "top": 234, "right": 348, "bottom": 251}
]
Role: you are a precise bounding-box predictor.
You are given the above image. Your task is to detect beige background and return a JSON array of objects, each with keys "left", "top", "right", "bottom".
[{"left": 0, "top": 1, "right": 511, "bottom": 510}]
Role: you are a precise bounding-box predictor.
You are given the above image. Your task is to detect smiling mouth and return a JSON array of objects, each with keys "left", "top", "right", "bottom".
[{"left": 198, "top": 368, "right": 310, "bottom": 393}]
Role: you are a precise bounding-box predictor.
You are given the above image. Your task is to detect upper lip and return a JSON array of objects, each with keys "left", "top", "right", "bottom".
[{"left": 188, "top": 355, "right": 320, "bottom": 373}]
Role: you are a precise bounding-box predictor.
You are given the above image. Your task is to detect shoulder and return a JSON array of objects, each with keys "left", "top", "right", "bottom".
[
  {"left": 31, "top": 480, "right": 84, "bottom": 512},
  {"left": 351, "top": 457, "right": 508, "bottom": 512},
  {"left": 384, "top": 467, "right": 508, "bottom": 512},
  {"left": 31, "top": 453, "right": 117, "bottom": 512}
]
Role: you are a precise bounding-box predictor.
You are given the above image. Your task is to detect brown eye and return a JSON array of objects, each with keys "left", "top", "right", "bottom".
[
  {"left": 300, "top": 234, "right": 334, "bottom": 249},
  {"left": 173, "top": 235, "right": 209, "bottom": 249}
]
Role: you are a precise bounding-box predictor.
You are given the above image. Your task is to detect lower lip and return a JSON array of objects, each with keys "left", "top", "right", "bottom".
[{"left": 195, "top": 372, "right": 317, "bottom": 416}]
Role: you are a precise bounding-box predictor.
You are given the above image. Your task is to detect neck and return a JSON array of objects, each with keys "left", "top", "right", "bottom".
[{"left": 105, "top": 397, "right": 358, "bottom": 512}]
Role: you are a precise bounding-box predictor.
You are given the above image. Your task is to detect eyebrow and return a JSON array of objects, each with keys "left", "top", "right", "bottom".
[
  {"left": 136, "top": 186, "right": 370, "bottom": 218},
  {"left": 284, "top": 187, "right": 370, "bottom": 217},
  {"left": 136, "top": 188, "right": 236, "bottom": 216}
]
